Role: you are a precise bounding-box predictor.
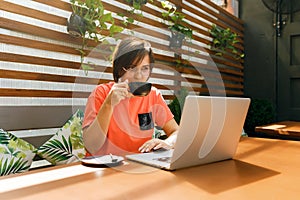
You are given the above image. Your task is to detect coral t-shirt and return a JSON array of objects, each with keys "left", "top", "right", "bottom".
[{"left": 83, "top": 82, "right": 174, "bottom": 156}]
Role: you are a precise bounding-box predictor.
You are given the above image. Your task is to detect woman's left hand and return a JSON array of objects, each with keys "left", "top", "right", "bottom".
[{"left": 138, "top": 139, "right": 172, "bottom": 153}]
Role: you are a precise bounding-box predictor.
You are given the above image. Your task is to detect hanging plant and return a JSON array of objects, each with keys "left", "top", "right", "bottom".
[
  {"left": 126, "top": 0, "right": 148, "bottom": 10},
  {"left": 67, "top": 0, "right": 123, "bottom": 75},
  {"left": 67, "top": 12, "right": 87, "bottom": 38},
  {"left": 119, "top": 0, "right": 152, "bottom": 27},
  {"left": 161, "top": 1, "right": 193, "bottom": 49},
  {"left": 209, "top": 24, "right": 244, "bottom": 59},
  {"left": 169, "top": 22, "right": 192, "bottom": 48}
]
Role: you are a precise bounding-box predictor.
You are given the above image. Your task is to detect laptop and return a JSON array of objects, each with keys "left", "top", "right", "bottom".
[{"left": 125, "top": 95, "right": 250, "bottom": 170}]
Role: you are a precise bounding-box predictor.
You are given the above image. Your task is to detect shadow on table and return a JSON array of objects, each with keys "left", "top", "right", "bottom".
[{"left": 173, "top": 159, "right": 279, "bottom": 194}]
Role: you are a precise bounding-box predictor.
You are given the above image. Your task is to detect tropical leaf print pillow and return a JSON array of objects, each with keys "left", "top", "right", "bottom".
[
  {"left": 37, "top": 109, "right": 86, "bottom": 165},
  {"left": 0, "top": 129, "right": 36, "bottom": 176}
]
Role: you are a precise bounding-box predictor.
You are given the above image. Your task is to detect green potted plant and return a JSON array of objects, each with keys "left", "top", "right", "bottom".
[
  {"left": 244, "top": 98, "right": 275, "bottom": 137},
  {"left": 161, "top": 1, "right": 193, "bottom": 49},
  {"left": 168, "top": 88, "right": 189, "bottom": 124},
  {"left": 67, "top": 0, "right": 123, "bottom": 75},
  {"left": 209, "top": 24, "right": 244, "bottom": 59}
]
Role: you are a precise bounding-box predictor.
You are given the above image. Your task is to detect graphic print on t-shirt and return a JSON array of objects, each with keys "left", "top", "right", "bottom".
[{"left": 138, "top": 112, "right": 154, "bottom": 130}]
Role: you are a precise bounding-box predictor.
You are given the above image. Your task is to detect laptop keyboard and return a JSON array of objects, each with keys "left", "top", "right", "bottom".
[{"left": 153, "top": 156, "right": 171, "bottom": 163}]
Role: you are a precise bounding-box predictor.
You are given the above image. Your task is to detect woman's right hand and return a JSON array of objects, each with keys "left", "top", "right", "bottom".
[{"left": 107, "top": 80, "right": 133, "bottom": 107}]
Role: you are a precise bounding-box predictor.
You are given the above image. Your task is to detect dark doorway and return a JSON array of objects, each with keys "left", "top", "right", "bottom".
[{"left": 277, "top": 11, "right": 300, "bottom": 120}]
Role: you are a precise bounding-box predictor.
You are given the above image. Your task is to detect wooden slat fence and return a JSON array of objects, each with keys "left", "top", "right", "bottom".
[{"left": 0, "top": 0, "right": 244, "bottom": 130}]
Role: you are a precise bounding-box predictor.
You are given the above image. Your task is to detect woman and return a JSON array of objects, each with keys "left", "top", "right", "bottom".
[{"left": 83, "top": 37, "right": 179, "bottom": 156}]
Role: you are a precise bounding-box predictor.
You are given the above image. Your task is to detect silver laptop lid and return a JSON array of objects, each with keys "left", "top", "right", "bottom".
[{"left": 169, "top": 96, "right": 250, "bottom": 170}]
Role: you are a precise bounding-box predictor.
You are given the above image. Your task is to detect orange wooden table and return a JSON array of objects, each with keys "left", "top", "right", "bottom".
[{"left": 0, "top": 137, "right": 299, "bottom": 200}]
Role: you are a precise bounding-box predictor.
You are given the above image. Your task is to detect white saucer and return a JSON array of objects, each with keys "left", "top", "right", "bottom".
[{"left": 81, "top": 155, "right": 124, "bottom": 167}]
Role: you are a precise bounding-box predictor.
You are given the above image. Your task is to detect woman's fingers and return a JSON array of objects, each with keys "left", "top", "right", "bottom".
[
  {"left": 116, "top": 79, "right": 129, "bottom": 89},
  {"left": 139, "top": 139, "right": 172, "bottom": 153},
  {"left": 109, "top": 81, "right": 133, "bottom": 107}
]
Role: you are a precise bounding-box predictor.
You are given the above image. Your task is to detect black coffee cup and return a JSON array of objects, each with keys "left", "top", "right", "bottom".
[{"left": 128, "top": 82, "right": 152, "bottom": 97}]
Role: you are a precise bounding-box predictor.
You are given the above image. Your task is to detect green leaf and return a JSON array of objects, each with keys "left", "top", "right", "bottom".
[
  {"left": 109, "top": 25, "right": 123, "bottom": 36},
  {"left": 100, "top": 13, "right": 113, "bottom": 24},
  {"left": 0, "top": 157, "right": 30, "bottom": 176},
  {"left": 117, "top": 13, "right": 125, "bottom": 17},
  {"left": 127, "top": 17, "right": 135, "bottom": 24},
  {"left": 162, "top": 12, "right": 169, "bottom": 18},
  {"left": 38, "top": 136, "right": 75, "bottom": 164},
  {"left": 81, "top": 63, "right": 94, "bottom": 75},
  {"left": 0, "top": 147, "right": 6, "bottom": 154},
  {"left": 161, "top": 1, "right": 175, "bottom": 12},
  {"left": 62, "top": 135, "right": 73, "bottom": 153},
  {"left": 0, "top": 130, "right": 10, "bottom": 145}
]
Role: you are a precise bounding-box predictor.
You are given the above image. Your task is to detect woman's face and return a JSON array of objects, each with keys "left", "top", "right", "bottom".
[{"left": 120, "top": 55, "right": 151, "bottom": 83}]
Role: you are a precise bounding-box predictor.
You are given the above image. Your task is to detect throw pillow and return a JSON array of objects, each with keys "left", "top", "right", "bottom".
[
  {"left": 37, "top": 109, "right": 86, "bottom": 165},
  {"left": 0, "top": 129, "right": 36, "bottom": 176}
]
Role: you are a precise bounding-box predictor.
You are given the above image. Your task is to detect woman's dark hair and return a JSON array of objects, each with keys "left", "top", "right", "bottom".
[{"left": 112, "top": 37, "right": 155, "bottom": 82}]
